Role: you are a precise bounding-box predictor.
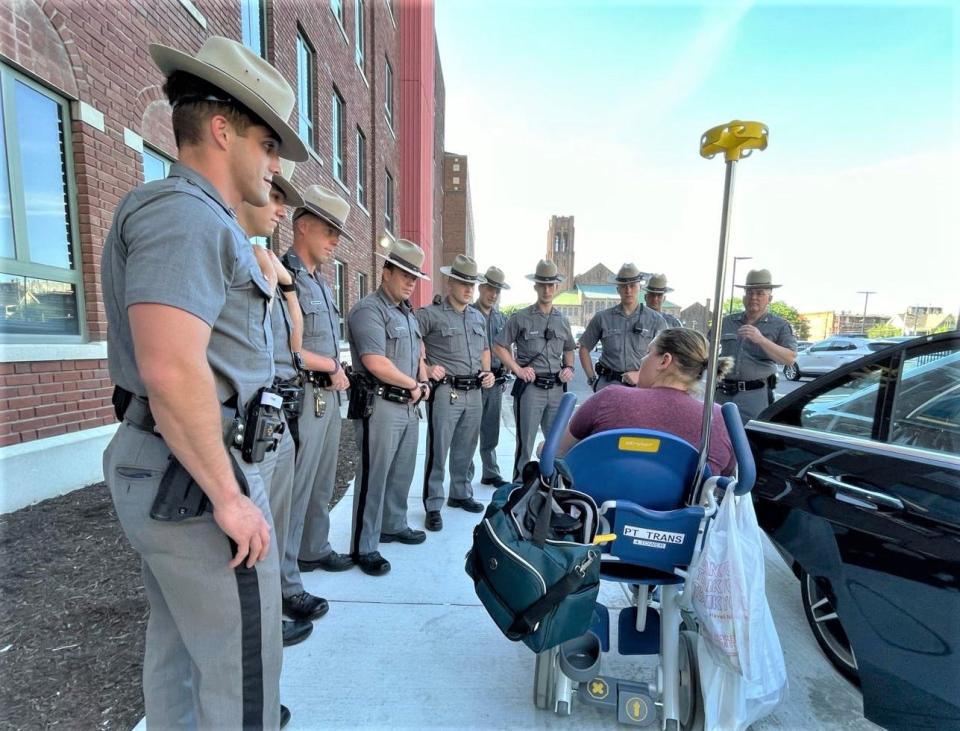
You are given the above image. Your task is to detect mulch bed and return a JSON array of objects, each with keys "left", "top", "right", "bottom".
[{"left": 0, "top": 420, "right": 358, "bottom": 731}]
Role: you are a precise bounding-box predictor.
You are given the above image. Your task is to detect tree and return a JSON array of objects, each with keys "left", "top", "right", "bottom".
[
  {"left": 500, "top": 303, "right": 529, "bottom": 317},
  {"left": 721, "top": 297, "right": 810, "bottom": 340},
  {"left": 868, "top": 323, "right": 902, "bottom": 339}
]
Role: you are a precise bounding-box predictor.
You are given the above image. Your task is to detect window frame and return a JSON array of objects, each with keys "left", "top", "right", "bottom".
[
  {"left": 384, "top": 55, "right": 394, "bottom": 129},
  {"left": 354, "top": 0, "right": 365, "bottom": 71},
  {"left": 331, "top": 88, "right": 345, "bottom": 184},
  {"left": 356, "top": 270, "right": 368, "bottom": 301},
  {"left": 384, "top": 168, "right": 395, "bottom": 234},
  {"left": 356, "top": 126, "right": 367, "bottom": 209},
  {"left": 0, "top": 65, "right": 86, "bottom": 344},
  {"left": 240, "top": 0, "right": 268, "bottom": 59},
  {"left": 141, "top": 145, "right": 173, "bottom": 183},
  {"left": 333, "top": 259, "right": 346, "bottom": 340},
  {"left": 296, "top": 31, "right": 317, "bottom": 151},
  {"left": 330, "top": 0, "right": 345, "bottom": 32}
]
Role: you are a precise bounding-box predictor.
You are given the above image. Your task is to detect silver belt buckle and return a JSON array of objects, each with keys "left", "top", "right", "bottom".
[{"left": 737, "top": 381, "right": 747, "bottom": 392}]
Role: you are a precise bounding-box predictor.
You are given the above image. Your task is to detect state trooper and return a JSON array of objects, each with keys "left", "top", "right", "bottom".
[
  {"left": 467, "top": 266, "right": 511, "bottom": 489},
  {"left": 281, "top": 187, "right": 355, "bottom": 583},
  {"left": 579, "top": 263, "right": 666, "bottom": 391},
  {"left": 347, "top": 239, "right": 431, "bottom": 576},
  {"left": 101, "top": 36, "right": 306, "bottom": 729},
  {"left": 238, "top": 163, "right": 329, "bottom": 649},
  {"left": 644, "top": 273, "right": 683, "bottom": 327},
  {"left": 715, "top": 268, "right": 798, "bottom": 423},
  {"left": 494, "top": 259, "right": 577, "bottom": 481},
  {"left": 418, "top": 255, "right": 495, "bottom": 532}
]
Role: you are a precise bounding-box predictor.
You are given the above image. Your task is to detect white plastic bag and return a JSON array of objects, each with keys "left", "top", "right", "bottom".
[{"left": 688, "top": 489, "right": 787, "bottom": 730}]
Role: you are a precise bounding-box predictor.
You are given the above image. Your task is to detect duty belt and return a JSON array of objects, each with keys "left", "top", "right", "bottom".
[
  {"left": 273, "top": 375, "right": 304, "bottom": 419},
  {"left": 595, "top": 362, "right": 624, "bottom": 381},
  {"left": 718, "top": 377, "right": 769, "bottom": 394},
  {"left": 492, "top": 366, "right": 508, "bottom": 386},
  {"left": 305, "top": 370, "right": 332, "bottom": 388},
  {"left": 374, "top": 382, "right": 415, "bottom": 404},
  {"left": 533, "top": 373, "right": 562, "bottom": 389},
  {"left": 437, "top": 374, "right": 482, "bottom": 391}
]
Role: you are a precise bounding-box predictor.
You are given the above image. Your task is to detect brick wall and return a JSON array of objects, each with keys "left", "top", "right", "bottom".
[
  {"left": 0, "top": 359, "right": 113, "bottom": 447},
  {"left": 440, "top": 152, "right": 474, "bottom": 270}
]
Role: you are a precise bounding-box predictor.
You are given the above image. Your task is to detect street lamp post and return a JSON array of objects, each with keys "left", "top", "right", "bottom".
[
  {"left": 729, "top": 256, "right": 752, "bottom": 313},
  {"left": 857, "top": 290, "right": 876, "bottom": 334}
]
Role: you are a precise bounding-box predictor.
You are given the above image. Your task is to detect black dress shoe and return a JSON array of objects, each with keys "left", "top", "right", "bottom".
[
  {"left": 354, "top": 551, "right": 391, "bottom": 576},
  {"left": 297, "top": 552, "right": 355, "bottom": 573},
  {"left": 280, "top": 704, "right": 291, "bottom": 729},
  {"left": 425, "top": 510, "right": 443, "bottom": 531},
  {"left": 481, "top": 476, "right": 510, "bottom": 487},
  {"left": 283, "top": 591, "right": 329, "bottom": 621},
  {"left": 448, "top": 497, "right": 485, "bottom": 513},
  {"left": 282, "top": 618, "right": 313, "bottom": 647},
  {"left": 380, "top": 527, "right": 427, "bottom": 544}
]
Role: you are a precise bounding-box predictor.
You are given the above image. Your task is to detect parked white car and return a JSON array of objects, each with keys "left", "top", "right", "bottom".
[{"left": 783, "top": 336, "right": 894, "bottom": 380}]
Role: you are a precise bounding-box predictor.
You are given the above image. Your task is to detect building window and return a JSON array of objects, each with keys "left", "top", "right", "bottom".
[
  {"left": 384, "top": 56, "right": 394, "bottom": 128},
  {"left": 333, "top": 259, "right": 346, "bottom": 339},
  {"left": 384, "top": 169, "right": 394, "bottom": 234},
  {"left": 357, "top": 271, "right": 368, "bottom": 301},
  {"left": 356, "top": 127, "right": 367, "bottom": 208},
  {"left": 0, "top": 66, "right": 83, "bottom": 340},
  {"left": 240, "top": 0, "right": 266, "bottom": 58},
  {"left": 330, "top": 0, "right": 344, "bottom": 29},
  {"left": 332, "top": 88, "right": 345, "bottom": 184},
  {"left": 354, "top": 0, "right": 365, "bottom": 70},
  {"left": 296, "top": 31, "right": 316, "bottom": 150},
  {"left": 142, "top": 146, "right": 172, "bottom": 183}
]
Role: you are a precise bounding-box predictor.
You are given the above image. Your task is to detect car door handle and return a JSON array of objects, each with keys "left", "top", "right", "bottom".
[{"left": 808, "top": 472, "right": 904, "bottom": 511}]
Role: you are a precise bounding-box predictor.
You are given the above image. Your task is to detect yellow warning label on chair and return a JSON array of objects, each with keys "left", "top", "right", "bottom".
[
  {"left": 624, "top": 695, "right": 650, "bottom": 722},
  {"left": 588, "top": 678, "right": 609, "bottom": 700},
  {"left": 618, "top": 436, "right": 660, "bottom": 453}
]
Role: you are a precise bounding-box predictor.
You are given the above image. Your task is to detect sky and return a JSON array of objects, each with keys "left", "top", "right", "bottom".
[{"left": 434, "top": 0, "right": 959, "bottom": 320}]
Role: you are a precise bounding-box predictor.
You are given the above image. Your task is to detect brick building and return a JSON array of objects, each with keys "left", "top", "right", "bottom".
[
  {"left": 546, "top": 215, "right": 575, "bottom": 287},
  {"left": 0, "top": 0, "right": 446, "bottom": 510},
  {"left": 436, "top": 152, "right": 474, "bottom": 282}
]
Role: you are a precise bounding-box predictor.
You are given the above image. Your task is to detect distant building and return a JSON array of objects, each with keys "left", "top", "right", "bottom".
[
  {"left": 555, "top": 261, "right": 681, "bottom": 327},
  {"left": 802, "top": 310, "right": 891, "bottom": 340},
  {"left": 437, "top": 151, "right": 474, "bottom": 283},
  {"left": 546, "top": 215, "right": 575, "bottom": 287},
  {"left": 680, "top": 301, "right": 712, "bottom": 334},
  {"left": 888, "top": 306, "right": 957, "bottom": 335}
]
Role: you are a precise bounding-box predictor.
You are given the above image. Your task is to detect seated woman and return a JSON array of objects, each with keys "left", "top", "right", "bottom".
[{"left": 557, "top": 328, "right": 737, "bottom": 476}]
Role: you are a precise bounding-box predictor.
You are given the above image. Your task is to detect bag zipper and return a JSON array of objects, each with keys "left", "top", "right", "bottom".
[{"left": 483, "top": 519, "right": 547, "bottom": 595}]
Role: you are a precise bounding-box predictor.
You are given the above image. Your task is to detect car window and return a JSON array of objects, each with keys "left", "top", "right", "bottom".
[
  {"left": 889, "top": 346, "right": 960, "bottom": 456},
  {"left": 797, "top": 365, "right": 886, "bottom": 438},
  {"left": 809, "top": 341, "right": 832, "bottom": 352}
]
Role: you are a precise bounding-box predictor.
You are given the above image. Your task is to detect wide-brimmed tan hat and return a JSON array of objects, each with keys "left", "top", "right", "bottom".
[
  {"left": 644, "top": 273, "right": 673, "bottom": 294},
  {"left": 440, "top": 254, "right": 485, "bottom": 283},
  {"left": 526, "top": 259, "right": 565, "bottom": 284},
  {"left": 608, "top": 263, "right": 648, "bottom": 285},
  {"left": 736, "top": 268, "right": 782, "bottom": 289},
  {"left": 149, "top": 36, "right": 307, "bottom": 161},
  {"left": 481, "top": 266, "right": 510, "bottom": 290},
  {"left": 271, "top": 159, "right": 304, "bottom": 208},
  {"left": 375, "top": 238, "right": 430, "bottom": 280},
  {"left": 294, "top": 185, "right": 353, "bottom": 242}
]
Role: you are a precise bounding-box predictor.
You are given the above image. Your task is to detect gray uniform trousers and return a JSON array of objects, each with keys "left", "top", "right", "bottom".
[
  {"left": 258, "top": 422, "right": 301, "bottom": 599},
  {"left": 295, "top": 383, "right": 343, "bottom": 562},
  {"left": 105, "top": 422, "right": 282, "bottom": 730},
  {"left": 473, "top": 383, "right": 505, "bottom": 481},
  {"left": 715, "top": 387, "right": 772, "bottom": 424},
  {"left": 422, "top": 383, "right": 482, "bottom": 511},
  {"left": 593, "top": 374, "right": 623, "bottom": 392},
  {"left": 351, "top": 399, "right": 419, "bottom": 555},
  {"left": 512, "top": 383, "right": 565, "bottom": 481}
]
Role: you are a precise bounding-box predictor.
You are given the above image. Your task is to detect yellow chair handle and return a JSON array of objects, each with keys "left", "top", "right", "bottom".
[
  {"left": 593, "top": 533, "right": 617, "bottom": 545},
  {"left": 700, "top": 120, "right": 769, "bottom": 162}
]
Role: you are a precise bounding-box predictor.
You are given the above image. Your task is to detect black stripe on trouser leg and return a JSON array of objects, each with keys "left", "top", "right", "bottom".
[
  {"left": 351, "top": 416, "right": 371, "bottom": 557},
  {"left": 512, "top": 389, "right": 524, "bottom": 481},
  {"left": 287, "top": 416, "right": 300, "bottom": 455},
  {"left": 233, "top": 559, "right": 264, "bottom": 730},
  {"left": 421, "top": 398, "right": 436, "bottom": 509}
]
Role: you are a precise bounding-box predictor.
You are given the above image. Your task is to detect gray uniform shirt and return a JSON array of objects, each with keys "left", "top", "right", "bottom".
[
  {"left": 661, "top": 312, "right": 683, "bottom": 328},
  {"left": 496, "top": 305, "right": 576, "bottom": 375},
  {"left": 718, "top": 310, "right": 798, "bottom": 380},
  {"left": 579, "top": 303, "right": 666, "bottom": 373},
  {"left": 282, "top": 250, "right": 340, "bottom": 363},
  {"left": 102, "top": 162, "right": 274, "bottom": 407},
  {"left": 472, "top": 304, "right": 507, "bottom": 371},
  {"left": 270, "top": 294, "right": 297, "bottom": 382},
  {"left": 348, "top": 288, "right": 422, "bottom": 380},
  {"left": 417, "top": 298, "right": 489, "bottom": 376}
]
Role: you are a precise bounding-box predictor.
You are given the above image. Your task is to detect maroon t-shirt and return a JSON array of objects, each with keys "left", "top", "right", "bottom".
[{"left": 568, "top": 385, "right": 736, "bottom": 476}]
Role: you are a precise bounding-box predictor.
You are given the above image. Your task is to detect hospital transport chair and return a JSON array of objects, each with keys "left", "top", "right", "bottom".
[{"left": 532, "top": 394, "right": 757, "bottom": 729}]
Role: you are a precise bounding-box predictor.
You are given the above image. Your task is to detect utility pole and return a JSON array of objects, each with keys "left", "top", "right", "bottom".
[
  {"left": 729, "top": 256, "right": 752, "bottom": 313},
  {"left": 857, "top": 290, "right": 876, "bottom": 333}
]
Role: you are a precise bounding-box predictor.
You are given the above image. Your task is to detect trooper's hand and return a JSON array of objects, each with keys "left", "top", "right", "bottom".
[
  {"left": 738, "top": 324, "right": 765, "bottom": 344},
  {"left": 428, "top": 364, "right": 446, "bottom": 380},
  {"left": 479, "top": 371, "right": 495, "bottom": 389},
  {"left": 558, "top": 366, "right": 575, "bottom": 383},
  {"left": 413, "top": 382, "right": 430, "bottom": 403},
  {"left": 214, "top": 492, "right": 272, "bottom": 569},
  {"left": 516, "top": 366, "right": 536, "bottom": 383},
  {"left": 330, "top": 368, "right": 350, "bottom": 391},
  {"left": 621, "top": 370, "right": 640, "bottom": 387}
]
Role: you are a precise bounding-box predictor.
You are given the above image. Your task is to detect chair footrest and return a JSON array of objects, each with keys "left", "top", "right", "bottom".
[{"left": 618, "top": 606, "right": 660, "bottom": 656}]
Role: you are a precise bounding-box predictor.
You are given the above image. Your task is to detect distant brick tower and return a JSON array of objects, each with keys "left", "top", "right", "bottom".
[{"left": 546, "top": 215, "right": 575, "bottom": 288}]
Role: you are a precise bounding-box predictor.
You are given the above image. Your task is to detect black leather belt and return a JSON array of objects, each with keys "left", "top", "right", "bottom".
[
  {"left": 305, "top": 370, "right": 332, "bottom": 387},
  {"left": 438, "top": 374, "right": 481, "bottom": 391},
  {"left": 492, "top": 367, "right": 507, "bottom": 386},
  {"left": 718, "top": 378, "right": 767, "bottom": 394},
  {"left": 595, "top": 362, "right": 624, "bottom": 381},
  {"left": 123, "top": 395, "right": 157, "bottom": 432},
  {"left": 533, "top": 374, "right": 561, "bottom": 389},
  {"left": 374, "top": 383, "right": 414, "bottom": 404}
]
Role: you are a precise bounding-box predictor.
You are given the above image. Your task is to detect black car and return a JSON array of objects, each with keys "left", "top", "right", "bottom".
[{"left": 746, "top": 330, "right": 960, "bottom": 730}]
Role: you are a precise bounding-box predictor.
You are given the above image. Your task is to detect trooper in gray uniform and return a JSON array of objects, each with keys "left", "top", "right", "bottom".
[
  {"left": 494, "top": 259, "right": 577, "bottom": 481},
  {"left": 281, "top": 186, "right": 355, "bottom": 583},
  {"left": 101, "top": 36, "right": 306, "bottom": 729},
  {"left": 238, "top": 163, "right": 327, "bottom": 648},
  {"left": 644, "top": 273, "right": 683, "bottom": 327},
  {"left": 347, "top": 239, "right": 431, "bottom": 576},
  {"left": 467, "top": 266, "right": 511, "bottom": 488},
  {"left": 579, "top": 263, "right": 666, "bottom": 391},
  {"left": 715, "top": 268, "right": 798, "bottom": 423},
  {"left": 418, "top": 255, "right": 495, "bottom": 532}
]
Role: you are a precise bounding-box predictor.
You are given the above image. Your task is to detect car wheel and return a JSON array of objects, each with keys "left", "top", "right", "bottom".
[
  {"left": 783, "top": 362, "right": 801, "bottom": 381},
  {"left": 799, "top": 570, "right": 860, "bottom": 685}
]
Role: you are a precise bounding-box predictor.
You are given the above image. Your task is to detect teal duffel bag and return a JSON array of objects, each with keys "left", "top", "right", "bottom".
[{"left": 465, "top": 462, "right": 601, "bottom": 653}]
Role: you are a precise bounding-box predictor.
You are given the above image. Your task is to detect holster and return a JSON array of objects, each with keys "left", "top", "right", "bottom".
[
  {"left": 511, "top": 377, "right": 528, "bottom": 399},
  {"left": 150, "top": 451, "right": 249, "bottom": 522},
  {"left": 347, "top": 373, "right": 377, "bottom": 419},
  {"left": 274, "top": 378, "right": 305, "bottom": 421},
  {"left": 240, "top": 387, "right": 285, "bottom": 464}
]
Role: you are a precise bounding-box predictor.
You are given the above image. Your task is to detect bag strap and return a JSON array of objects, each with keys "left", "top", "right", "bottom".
[
  {"left": 506, "top": 550, "right": 597, "bottom": 639},
  {"left": 531, "top": 478, "right": 553, "bottom": 548}
]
